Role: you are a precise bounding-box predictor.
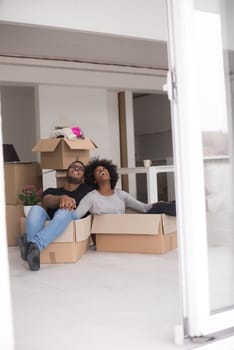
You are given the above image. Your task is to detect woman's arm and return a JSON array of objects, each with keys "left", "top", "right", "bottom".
[
  {"left": 120, "top": 191, "right": 152, "bottom": 213},
  {"left": 75, "top": 192, "right": 93, "bottom": 218}
]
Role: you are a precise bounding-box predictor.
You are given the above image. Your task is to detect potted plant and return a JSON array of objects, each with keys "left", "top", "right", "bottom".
[{"left": 18, "top": 185, "right": 42, "bottom": 216}]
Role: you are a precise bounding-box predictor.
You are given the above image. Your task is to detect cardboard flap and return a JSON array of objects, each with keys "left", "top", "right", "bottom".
[
  {"left": 75, "top": 215, "right": 92, "bottom": 242},
  {"left": 20, "top": 217, "right": 75, "bottom": 242},
  {"left": 91, "top": 214, "right": 161, "bottom": 235},
  {"left": 32, "top": 139, "right": 61, "bottom": 152},
  {"left": 161, "top": 214, "right": 177, "bottom": 234},
  {"left": 63, "top": 138, "right": 97, "bottom": 150}
]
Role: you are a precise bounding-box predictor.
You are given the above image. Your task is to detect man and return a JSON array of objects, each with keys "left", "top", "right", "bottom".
[{"left": 18, "top": 160, "right": 94, "bottom": 272}]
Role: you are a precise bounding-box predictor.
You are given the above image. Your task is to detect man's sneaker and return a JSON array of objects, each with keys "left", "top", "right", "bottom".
[
  {"left": 17, "top": 234, "right": 27, "bottom": 261},
  {"left": 26, "top": 242, "right": 40, "bottom": 271}
]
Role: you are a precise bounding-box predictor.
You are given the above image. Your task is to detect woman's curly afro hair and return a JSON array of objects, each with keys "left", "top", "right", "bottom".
[{"left": 84, "top": 157, "right": 119, "bottom": 189}]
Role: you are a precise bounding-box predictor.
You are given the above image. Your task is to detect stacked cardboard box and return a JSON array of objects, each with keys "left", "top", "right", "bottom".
[
  {"left": 6, "top": 205, "right": 24, "bottom": 246},
  {"left": 32, "top": 138, "right": 97, "bottom": 169},
  {"left": 4, "top": 162, "right": 41, "bottom": 246},
  {"left": 4, "top": 162, "right": 41, "bottom": 205},
  {"left": 33, "top": 137, "right": 97, "bottom": 189},
  {"left": 55, "top": 170, "right": 68, "bottom": 188}
]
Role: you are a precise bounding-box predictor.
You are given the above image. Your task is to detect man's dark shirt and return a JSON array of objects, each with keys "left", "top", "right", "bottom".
[{"left": 42, "top": 183, "right": 94, "bottom": 219}]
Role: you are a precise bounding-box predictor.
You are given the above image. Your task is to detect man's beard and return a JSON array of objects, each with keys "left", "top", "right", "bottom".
[{"left": 67, "top": 176, "right": 83, "bottom": 185}]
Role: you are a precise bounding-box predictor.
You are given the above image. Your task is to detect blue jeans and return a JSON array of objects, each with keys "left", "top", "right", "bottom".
[{"left": 26, "top": 205, "right": 78, "bottom": 251}]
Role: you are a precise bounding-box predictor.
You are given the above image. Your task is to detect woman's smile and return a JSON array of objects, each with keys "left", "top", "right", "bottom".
[{"left": 95, "top": 166, "right": 110, "bottom": 181}]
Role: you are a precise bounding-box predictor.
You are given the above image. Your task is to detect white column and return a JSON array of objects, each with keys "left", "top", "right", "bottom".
[{"left": 125, "top": 91, "right": 137, "bottom": 198}]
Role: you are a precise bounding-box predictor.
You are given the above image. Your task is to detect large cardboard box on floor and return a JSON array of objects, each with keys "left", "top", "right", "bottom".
[
  {"left": 20, "top": 215, "right": 91, "bottom": 263},
  {"left": 32, "top": 138, "right": 97, "bottom": 169},
  {"left": 92, "top": 214, "right": 177, "bottom": 254},
  {"left": 4, "top": 162, "right": 41, "bottom": 204},
  {"left": 6, "top": 204, "right": 24, "bottom": 246}
]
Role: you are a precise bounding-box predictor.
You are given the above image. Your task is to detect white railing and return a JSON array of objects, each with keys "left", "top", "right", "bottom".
[{"left": 118, "top": 165, "right": 174, "bottom": 203}]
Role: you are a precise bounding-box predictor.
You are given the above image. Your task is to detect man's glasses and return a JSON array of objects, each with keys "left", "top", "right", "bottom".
[{"left": 68, "top": 165, "right": 84, "bottom": 171}]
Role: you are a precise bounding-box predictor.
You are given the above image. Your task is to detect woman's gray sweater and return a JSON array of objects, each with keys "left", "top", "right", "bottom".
[{"left": 76, "top": 189, "right": 152, "bottom": 218}]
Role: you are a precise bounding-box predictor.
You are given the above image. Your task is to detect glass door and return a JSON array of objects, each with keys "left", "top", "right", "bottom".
[{"left": 166, "top": 0, "right": 234, "bottom": 338}]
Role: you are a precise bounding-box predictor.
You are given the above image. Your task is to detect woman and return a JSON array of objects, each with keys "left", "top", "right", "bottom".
[{"left": 75, "top": 158, "right": 176, "bottom": 218}]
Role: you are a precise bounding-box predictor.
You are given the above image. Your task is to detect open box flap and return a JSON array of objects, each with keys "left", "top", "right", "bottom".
[
  {"left": 91, "top": 214, "right": 162, "bottom": 235},
  {"left": 32, "top": 139, "right": 61, "bottom": 152}
]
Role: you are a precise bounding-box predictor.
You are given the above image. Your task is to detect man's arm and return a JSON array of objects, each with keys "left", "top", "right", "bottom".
[{"left": 43, "top": 194, "right": 76, "bottom": 211}]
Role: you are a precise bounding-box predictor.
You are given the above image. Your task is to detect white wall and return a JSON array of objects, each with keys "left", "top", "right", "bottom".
[
  {"left": 0, "top": 0, "right": 168, "bottom": 41},
  {"left": 1, "top": 86, "right": 37, "bottom": 161},
  {"left": 37, "top": 85, "right": 120, "bottom": 163},
  {"left": 0, "top": 85, "right": 121, "bottom": 178}
]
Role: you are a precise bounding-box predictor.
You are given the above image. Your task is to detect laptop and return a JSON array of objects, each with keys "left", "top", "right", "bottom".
[{"left": 3, "top": 144, "right": 20, "bottom": 162}]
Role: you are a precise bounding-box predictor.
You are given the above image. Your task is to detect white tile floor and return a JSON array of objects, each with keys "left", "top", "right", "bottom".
[{"left": 8, "top": 247, "right": 201, "bottom": 350}]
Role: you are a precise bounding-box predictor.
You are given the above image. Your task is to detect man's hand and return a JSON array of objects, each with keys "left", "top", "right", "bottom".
[{"left": 59, "top": 195, "right": 76, "bottom": 210}]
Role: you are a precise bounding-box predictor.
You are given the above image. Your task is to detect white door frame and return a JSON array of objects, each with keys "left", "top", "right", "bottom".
[
  {"left": 197, "top": 335, "right": 234, "bottom": 350},
  {"left": 166, "top": 0, "right": 234, "bottom": 337},
  {"left": 0, "top": 111, "right": 15, "bottom": 348}
]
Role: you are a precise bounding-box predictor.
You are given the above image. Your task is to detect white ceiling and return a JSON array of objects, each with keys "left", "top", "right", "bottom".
[{"left": 0, "top": 23, "right": 168, "bottom": 70}]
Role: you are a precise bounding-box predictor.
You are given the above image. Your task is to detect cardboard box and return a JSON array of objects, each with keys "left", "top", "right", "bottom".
[
  {"left": 4, "top": 162, "right": 41, "bottom": 204},
  {"left": 20, "top": 215, "right": 91, "bottom": 263},
  {"left": 92, "top": 214, "right": 177, "bottom": 254},
  {"left": 6, "top": 205, "right": 24, "bottom": 246},
  {"left": 56, "top": 170, "right": 67, "bottom": 188},
  {"left": 32, "top": 138, "right": 97, "bottom": 169}
]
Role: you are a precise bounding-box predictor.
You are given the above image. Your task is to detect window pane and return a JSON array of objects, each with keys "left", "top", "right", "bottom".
[{"left": 196, "top": 0, "right": 234, "bottom": 312}]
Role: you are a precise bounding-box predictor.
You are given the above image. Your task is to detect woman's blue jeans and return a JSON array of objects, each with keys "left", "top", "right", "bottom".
[{"left": 26, "top": 205, "right": 78, "bottom": 251}]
